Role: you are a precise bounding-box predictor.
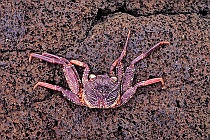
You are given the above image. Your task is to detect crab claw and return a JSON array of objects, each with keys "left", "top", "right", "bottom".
[{"left": 160, "top": 78, "right": 164, "bottom": 85}]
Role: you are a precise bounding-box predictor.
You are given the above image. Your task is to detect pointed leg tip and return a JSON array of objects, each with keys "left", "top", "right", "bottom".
[
  {"left": 33, "top": 83, "right": 40, "bottom": 89},
  {"left": 126, "top": 30, "right": 131, "bottom": 38},
  {"left": 29, "top": 53, "right": 34, "bottom": 63},
  {"left": 29, "top": 57, "right": 32, "bottom": 63},
  {"left": 33, "top": 85, "right": 37, "bottom": 90},
  {"left": 156, "top": 78, "right": 166, "bottom": 89},
  {"left": 29, "top": 54, "right": 32, "bottom": 62},
  {"left": 162, "top": 85, "right": 167, "bottom": 90},
  {"left": 163, "top": 41, "right": 170, "bottom": 44},
  {"left": 160, "top": 79, "right": 165, "bottom": 85},
  {"left": 159, "top": 41, "right": 170, "bottom": 45}
]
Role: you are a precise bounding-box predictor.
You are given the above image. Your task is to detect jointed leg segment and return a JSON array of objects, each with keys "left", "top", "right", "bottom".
[
  {"left": 29, "top": 52, "right": 83, "bottom": 99},
  {"left": 109, "top": 30, "right": 131, "bottom": 80},
  {"left": 34, "top": 82, "right": 84, "bottom": 106},
  {"left": 119, "top": 41, "right": 169, "bottom": 106},
  {"left": 29, "top": 53, "right": 68, "bottom": 65},
  {"left": 42, "top": 52, "right": 70, "bottom": 64},
  {"left": 120, "top": 77, "right": 164, "bottom": 106},
  {"left": 70, "top": 60, "right": 90, "bottom": 84},
  {"left": 130, "top": 42, "right": 169, "bottom": 65},
  {"left": 122, "top": 41, "right": 169, "bottom": 92}
]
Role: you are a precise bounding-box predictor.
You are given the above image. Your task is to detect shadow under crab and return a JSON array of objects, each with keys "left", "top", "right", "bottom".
[{"left": 29, "top": 30, "right": 169, "bottom": 108}]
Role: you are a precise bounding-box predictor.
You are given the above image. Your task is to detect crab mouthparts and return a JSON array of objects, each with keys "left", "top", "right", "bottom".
[{"left": 97, "top": 100, "right": 106, "bottom": 108}]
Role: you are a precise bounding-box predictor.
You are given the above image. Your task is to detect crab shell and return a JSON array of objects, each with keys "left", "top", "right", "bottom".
[{"left": 83, "top": 74, "right": 120, "bottom": 108}]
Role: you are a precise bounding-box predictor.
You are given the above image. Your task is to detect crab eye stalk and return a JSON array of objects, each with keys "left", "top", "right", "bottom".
[
  {"left": 111, "top": 76, "right": 117, "bottom": 83},
  {"left": 89, "top": 74, "right": 96, "bottom": 81}
]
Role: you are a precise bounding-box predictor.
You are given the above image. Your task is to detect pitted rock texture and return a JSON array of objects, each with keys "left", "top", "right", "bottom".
[{"left": 0, "top": 0, "right": 209, "bottom": 139}]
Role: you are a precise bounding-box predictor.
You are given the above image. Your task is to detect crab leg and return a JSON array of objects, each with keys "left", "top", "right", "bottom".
[
  {"left": 130, "top": 42, "right": 169, "bottom": 65},
  {"left": 42, "top": 52, "right": 70, "bottom": 64},
  {"left": 115, "top": 62, "right": 123, "bottom": 83},
  {"left": 63, "top": 65, "right": 81, "bottom": 95},
  {"left": 29, "top": 53, "right": 67, "bottom": 65},
  {"left": 122, "top": 42, "right": 169, "bottom": 92},
  {"left": 120, "top": 78, "right": 164, "bottom": 106},
  {"left": 29, "top": 53, "right": 81, "bottom": 95},
  {"left": 34, "top": 82, "right": 84, "bottom": 106},
  {"left": 70, "top": 60, "right": 90, "bottom": 84},
  {"left": 109, "top": 30, "right": 130, "bottom": 78}
]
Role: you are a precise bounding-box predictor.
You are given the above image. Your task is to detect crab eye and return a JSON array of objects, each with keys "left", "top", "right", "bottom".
[
  {"left": 89, "top": 74, "right": 96, "bottom": 81},
  {"left": 111, "top": 76, "right": 117, "bottom": 82}
]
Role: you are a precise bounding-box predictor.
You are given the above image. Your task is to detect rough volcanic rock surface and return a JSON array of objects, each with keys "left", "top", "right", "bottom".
[{"left": 0, "top": 0, "right": 209, "bottom": 139}]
